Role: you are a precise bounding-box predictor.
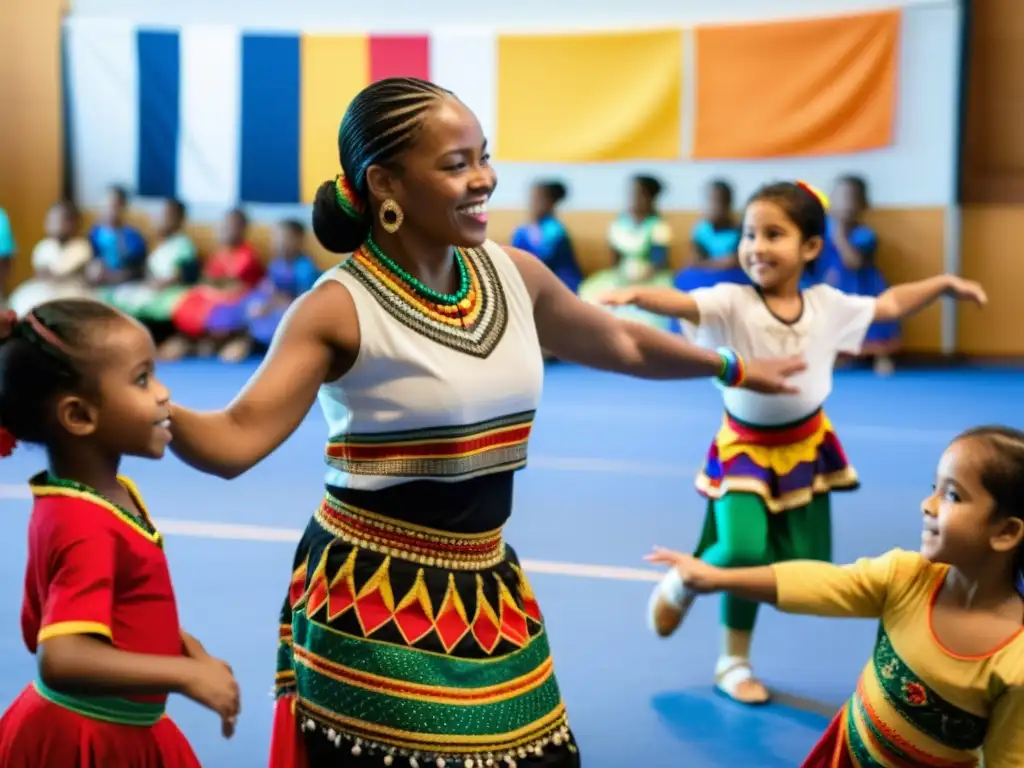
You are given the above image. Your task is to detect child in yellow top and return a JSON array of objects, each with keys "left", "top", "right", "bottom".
[{"left": 646, "top": 425, "right": 1024, "bottom": 767}]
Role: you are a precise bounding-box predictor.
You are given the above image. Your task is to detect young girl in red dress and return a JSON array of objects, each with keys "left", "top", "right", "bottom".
[{"left": 0, "top": 299, "right": 241, "bottom": 767}]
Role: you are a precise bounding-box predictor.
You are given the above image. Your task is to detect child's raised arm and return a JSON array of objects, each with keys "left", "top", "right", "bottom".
[
  {"left": 646, "top": 546, "right": 910, "bottom": 619},
  {"left": 595, "top": 286, "right": 700, "bottom": 323},
  {"left": 874, "top": 274, "right": 986, "bottom": 323}
]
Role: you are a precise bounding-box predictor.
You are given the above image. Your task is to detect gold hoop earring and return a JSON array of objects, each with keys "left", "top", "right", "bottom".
[{"left": 379, "top": 199, "right": 404, "bottom": 234}]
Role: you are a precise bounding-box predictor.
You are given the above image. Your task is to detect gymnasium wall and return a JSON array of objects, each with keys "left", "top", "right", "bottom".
[
  {"left": 0, "top": 0, "right": 65, "bottom": 289},
  {"left": 958, "top": 0, "right": 1024, "bottom": 356},
  {"left": 5, "top": 0, "right": 968, "bottom": 354}
]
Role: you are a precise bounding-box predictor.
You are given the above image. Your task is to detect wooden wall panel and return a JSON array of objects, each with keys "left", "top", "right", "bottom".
[
  {"left": 0, "top": 0, "right": 65, "bottom": 288},
  {"left": 960, "top": 0, "right": 1024, "bottom": 204},
  {"left": 959, "top": 205, "right": 1024, "bottom": 355}
]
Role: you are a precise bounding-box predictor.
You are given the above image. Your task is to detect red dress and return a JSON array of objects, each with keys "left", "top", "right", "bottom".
[
  {"left": 0, "top": 473, "right": 201, "bottom": 768},
  {"left": 171, "top": 243, "right": 265, "bottom": 338}
]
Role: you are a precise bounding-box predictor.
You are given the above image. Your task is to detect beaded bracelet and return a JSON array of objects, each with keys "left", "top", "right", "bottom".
[{"left": 716, "top": 347, "right": 746, "bottom": 387}]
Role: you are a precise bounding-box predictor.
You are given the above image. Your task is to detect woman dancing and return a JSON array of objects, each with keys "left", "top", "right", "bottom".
[{"left": 166, "top": 77, "right": 804, "bottom": 768}]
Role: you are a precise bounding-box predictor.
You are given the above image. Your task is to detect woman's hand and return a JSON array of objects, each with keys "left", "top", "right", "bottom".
[
  {"left": 645, "top": 547, "right": 723, "bottom": 594},
  {"left": 740, "top": 355, "right": 806, "bottom": 395}
]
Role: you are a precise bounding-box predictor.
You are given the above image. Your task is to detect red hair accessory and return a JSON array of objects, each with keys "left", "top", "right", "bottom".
[
  {"left": 796, "top": 180, "right": 830, "bottom": 211},
  {"left": 334, "top": 172, "right": 367, "bottom": 221},
  {"left": 0, "top": 427, "right": 14, "bottom": 459}
]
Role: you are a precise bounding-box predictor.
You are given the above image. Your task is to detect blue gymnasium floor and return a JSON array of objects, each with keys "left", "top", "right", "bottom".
[{"left": 0, "top": 362, "right": 1021, "bottom": 767}]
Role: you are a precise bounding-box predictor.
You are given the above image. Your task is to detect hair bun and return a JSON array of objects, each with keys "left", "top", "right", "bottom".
[{"left": 312, "top": 178, "right": 371, "bottom": 255}]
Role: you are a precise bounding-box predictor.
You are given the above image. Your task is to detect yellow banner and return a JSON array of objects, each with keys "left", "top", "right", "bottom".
[
  {"left": 496, "top": 29, "right": 683, "bottom": 162},
  {"left": 299, "top": 34, "right": 369, "bottom": 203}
]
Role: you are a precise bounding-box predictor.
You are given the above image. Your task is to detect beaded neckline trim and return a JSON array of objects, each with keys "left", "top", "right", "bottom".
[{"left": 342, "top": 244, "right": 508, "bottom": 359}]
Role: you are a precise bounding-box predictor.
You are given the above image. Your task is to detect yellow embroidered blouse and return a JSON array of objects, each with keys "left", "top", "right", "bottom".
[{"left": 773, "top": 548, "right": 1024, "bottom": 767}]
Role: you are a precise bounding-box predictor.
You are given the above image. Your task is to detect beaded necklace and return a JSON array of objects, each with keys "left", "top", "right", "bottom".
[
  {"left": 43, "top": 473, "right": 156, "bottom": 536},
  {"left": 364, "top": 236, "right": 471, "bottom": 307}
]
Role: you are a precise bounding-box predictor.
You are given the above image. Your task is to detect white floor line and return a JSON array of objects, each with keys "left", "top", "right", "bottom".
[
  {"left": 0, "top": 486, "right": 664, "bottom": 583},
  {"left": 538, "top": 405, "right": 963, "bottom": 443}
]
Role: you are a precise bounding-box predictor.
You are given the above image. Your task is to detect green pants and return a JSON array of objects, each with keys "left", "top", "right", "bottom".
[{"left": 696, "top": 492, "right": 832, "bottom": 632}]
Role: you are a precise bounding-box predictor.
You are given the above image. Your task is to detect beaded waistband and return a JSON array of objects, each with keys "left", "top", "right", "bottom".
[
  {"left": 34, "top": 680, "right": 166, "bottom": 726},
  {"left": 315, "top": 494, "right": 506, "bottom": 571}
]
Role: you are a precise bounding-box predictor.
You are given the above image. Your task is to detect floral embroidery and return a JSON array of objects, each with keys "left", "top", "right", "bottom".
[
  {"left": 902, "top": 681, "right": 927, "bottom": 706},
  {"left": 871, "top": 624, "right": 987, "bottom": 750}
]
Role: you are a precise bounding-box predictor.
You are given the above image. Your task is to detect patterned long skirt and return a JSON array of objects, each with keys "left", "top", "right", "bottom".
[{"left": 268, "top": 491, "right": 579, "bottom": 768}]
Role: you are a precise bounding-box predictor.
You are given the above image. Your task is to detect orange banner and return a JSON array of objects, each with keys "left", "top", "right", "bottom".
[{"left": 693, "top": 10, "right": 899, "bottom": 159}]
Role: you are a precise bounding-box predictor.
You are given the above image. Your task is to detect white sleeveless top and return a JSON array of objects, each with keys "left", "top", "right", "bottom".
[{"left": 317, "top": 240, "right": 544, "bottom": 490}]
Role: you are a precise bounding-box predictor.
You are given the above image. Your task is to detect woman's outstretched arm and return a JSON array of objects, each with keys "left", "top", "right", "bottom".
[
  {"left": 506, "top": 247, "right": 804, "bottom": 393},
  {"left": 168, "top": 280, "right": 358, "bottom": 478}
]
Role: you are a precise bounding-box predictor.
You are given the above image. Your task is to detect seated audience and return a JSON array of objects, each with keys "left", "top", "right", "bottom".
[
  {"left": 85, "top": 184, "right": 147, "bottom": 288},
  {"left": 8, "top": 201, "right": 93, "bottom": 315},
  {"left": 217, "top": 219, "right": 321, "bottom": 363},
  {"left": 510, "top": 180, "right": 582, "bottom": 293},
  {"left": 161, "top": 207, "right": 263, "bottom": 360},
  {"left": 813, "top": 174, "right": 900, "bottom": 375},
  {"left": 0, "top": 206, "right": 14, "bottom": 307},
  {"left": 579, "top": 174, "right": 675, "bottom": 330},
  {"left": 101, "top": 198, "right": 198, "bottom": 324},
  {"left": 675, "top": 178, "right": 747, "bottom": 292}
]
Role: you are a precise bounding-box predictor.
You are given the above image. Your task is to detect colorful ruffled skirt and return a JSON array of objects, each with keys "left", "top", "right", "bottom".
[
  {"left": 693, "top": 409, "right": 859, "bottom": 559},
  {"left": 269, "top": 490, "right": 578, "bottom": 768},
  {"left": 0, "top": 682, "right": 201, "bottom": 767}
]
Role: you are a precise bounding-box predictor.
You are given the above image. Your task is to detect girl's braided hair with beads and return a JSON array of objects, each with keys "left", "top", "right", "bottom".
[
  {"left": 953, "top": 425, "right": 1024, "bottom": 597},
  {"left": 0, "top": 300, "right": 122, "bottom": 455},
  {"left": 312, "top": 77, "right": 452, "bottom": 254}
]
